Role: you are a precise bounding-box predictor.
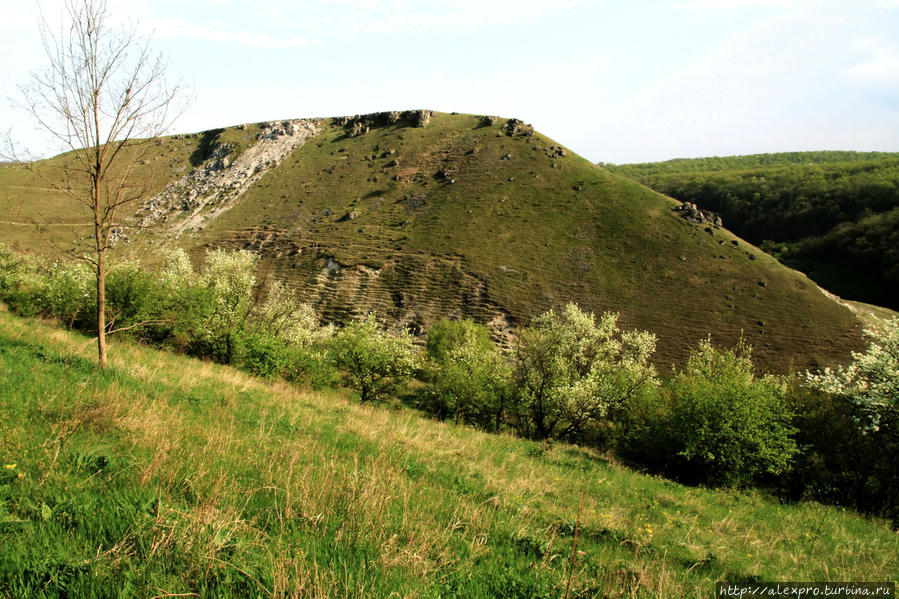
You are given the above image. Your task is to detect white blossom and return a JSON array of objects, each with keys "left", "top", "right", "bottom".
[{"left": 807, "top": 318, "right": 899, "bottom": 428}]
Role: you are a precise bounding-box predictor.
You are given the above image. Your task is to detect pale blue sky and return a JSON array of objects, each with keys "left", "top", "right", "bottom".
[{"left": 2, "top": 0, "right": 897, "bottom": 163}]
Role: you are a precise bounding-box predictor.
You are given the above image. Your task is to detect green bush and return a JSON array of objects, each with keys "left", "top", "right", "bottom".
[
  {"left": 0, "top": 245, "right": 39, "bottom": 296},
  {"left": 806, "top": 317, "right": 899, "bottom": 425},
  {"left": 425, "top": 318, "right": 509, "bottom": 430},
  {"left": 0, "top": 246, "right": 336, "bottom": 386},
  {"left": 2, "top": 249, "right": 162, "bottom": 337},
  {"left": 146, "top": 249, "right": 207, "bottom": 352},
  {"left": 784, "top": 383, "right": 899, "bottom": 525},
  {"left": 192, "top": 249, "right": 259, "bottom": 364},
  {"left": 236, "top": 333, "right": 335, "bottom": 387},
  {"left": 104, "top": 260, "right": 165, "bottom": 335},
  {"left": 285, "top": 344, "right": 337, "bottom": 389},
  {"left": 42, "top": 261, "right": 94, "bottom": 329},
  {"left": 0, "top": 248, "right": 95, "bottom": 329},
  {"left": 426, "top": 317, "right": 492, "bottom": 363},
  {"left": 331, "top": 314, "right": 418, "bottom": 403},
  {"left": 239, "top": 333, "right": 293, "bottom": 379},
  {"left": 625, "top": 338, "right": 797, "bottom": 487}
]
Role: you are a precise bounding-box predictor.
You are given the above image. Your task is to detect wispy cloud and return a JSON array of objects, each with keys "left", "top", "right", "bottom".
[
  {"left": 678, "top": 0, "right": 794, "bottom": 9},
  {"left": 845, "top": 37, "right": 899, "bottom": 87},
  {"left": 142, "top": 17, "right": 318, "bottom": 48},
  {"left": 135, "top": 0, "right": 585, "bottom": 47}
]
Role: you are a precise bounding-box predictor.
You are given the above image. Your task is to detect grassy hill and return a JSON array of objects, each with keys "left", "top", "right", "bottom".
[
  {"left": 1, "top": 307, "right": 896, "bottom": 597},
  {"left": 608, "top": 152, "right": 899, "bottom": 311},
  {"left": 0, "top": 113, "right": 869, "bottom": 371}
]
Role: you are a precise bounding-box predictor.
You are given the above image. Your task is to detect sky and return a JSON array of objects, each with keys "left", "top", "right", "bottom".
[{"left": 1, "top": 0, "right": 897, "bottom": 164}]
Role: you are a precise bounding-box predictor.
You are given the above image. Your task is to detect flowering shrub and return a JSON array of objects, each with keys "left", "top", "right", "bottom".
[
  {"left": 802, "top": 318, "right": 899, "bottom": 523},
  {"left": 510, "top": 303, "right": 658, "bottom": 440},
  {"left": 806, "top": 318, "right": 899, "bottom": 428}
]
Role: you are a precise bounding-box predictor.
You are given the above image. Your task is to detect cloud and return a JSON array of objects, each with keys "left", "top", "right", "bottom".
[
  {"left": 133, "top": 0, "right": 586, "bottom": 48},
  {"left": 845, "top": 37, "right": 899, "bottom": 87},
  {"left": 678, "top": 0, "right": 794, "bottom": 9},
  {"left": 315, "top": 0, "right": 584, "bottom": 30},
  {"left": 142, "top": 17, "right": 318, "bottom": 48}
]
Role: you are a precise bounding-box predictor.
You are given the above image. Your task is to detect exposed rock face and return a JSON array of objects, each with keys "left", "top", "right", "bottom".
[
  {"left": 302, "top": 254, "right": 520, "bottom": 348},
  {"left": 334, "top": 110, "right": 434, "bottom": 136},
  {"left": 136, "top": 119, "right": 318, "bottom": 235},
  {"left": 215, "top": 227, "right": 520, "bottom": 347},
  {"left": 546, "top": 145, "right": 566, "bottom": 159},
  {"left": 347, "top": 122, "right": 369, "bottom": 138},
  {"left": 413, "top": 110, "right": 433, "bottom": 127},
  {"left": 675, "top": 201, "right": 723, "bottom": 227},
  {"left": 504, "top": 118, "right": 534, "bottom": 137},
  {"left": 108, "top": 226, "right": 128, "bottom": 245}
]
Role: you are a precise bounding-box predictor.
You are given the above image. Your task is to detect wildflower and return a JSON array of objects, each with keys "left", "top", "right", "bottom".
[{"left": 4, "top": 464, "right": 15, "bottom": 470}]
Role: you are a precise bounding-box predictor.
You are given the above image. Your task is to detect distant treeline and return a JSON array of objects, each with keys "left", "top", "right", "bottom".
[{"left": 607, "top": 152, "right": 899, "bottom": 309}]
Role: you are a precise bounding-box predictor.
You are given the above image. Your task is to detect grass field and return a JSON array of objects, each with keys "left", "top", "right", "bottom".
[{"left": 1, "top": 307, "right": 896, "bottom": 597}]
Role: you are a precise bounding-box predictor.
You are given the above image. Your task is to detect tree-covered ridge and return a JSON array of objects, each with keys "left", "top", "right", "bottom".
[
  {"left": 608, "top": 152, "right": 899, "bottom": 309},
  {"left": 607, "top": 150, "right": 899, "bottom": 175}
]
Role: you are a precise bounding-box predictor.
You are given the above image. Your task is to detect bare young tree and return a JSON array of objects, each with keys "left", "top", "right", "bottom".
[{"left": 8, "top": 0, "right": 185, "bottom": 366}]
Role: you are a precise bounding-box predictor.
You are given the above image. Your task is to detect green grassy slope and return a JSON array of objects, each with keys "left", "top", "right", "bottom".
[
  {"left": 0, "top": 137, "right": 201, "bottom": 252},
  {"left": 184, "top": 113, "right": 863, "bottom": 371},
  {"left": 1, "top": 308, "right": 896, "bottom": 597},
  {"left": 608, "top": 152, "right": 899, "bottom": 310},
  {"left": 0, "top": 114, "right": 867, "bottom": 371}
]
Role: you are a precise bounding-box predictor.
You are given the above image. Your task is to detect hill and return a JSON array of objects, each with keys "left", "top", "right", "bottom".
[
  {"left": 607, "top": 152, "right": 899, "bottom": 310},
  {"left": 1, "top": 308, "right": 896, "bottom": 597},
  {"left": 0, "top": 112, "right": 869, "bottom": 371}
]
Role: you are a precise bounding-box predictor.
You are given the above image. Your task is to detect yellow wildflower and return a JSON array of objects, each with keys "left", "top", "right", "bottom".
[{"left": 4, "top": 464, "right": 15, "bottom": 470}]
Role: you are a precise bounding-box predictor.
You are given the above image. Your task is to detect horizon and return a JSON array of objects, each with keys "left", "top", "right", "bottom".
[{"left": 2, "top": 0, "right": 898, "bottom": 164}]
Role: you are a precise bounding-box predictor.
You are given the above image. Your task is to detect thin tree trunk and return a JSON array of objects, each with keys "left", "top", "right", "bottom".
[
  {"left": 12, "top": 0, "right": 185, "bottom": 367},
  {"left": 96, "top": 237, "right": 108, "bottom": 368}
]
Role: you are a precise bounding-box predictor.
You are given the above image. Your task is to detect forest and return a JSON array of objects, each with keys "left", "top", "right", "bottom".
[{"left": 608, "top": 152, "right": 899, "bottom": 308}]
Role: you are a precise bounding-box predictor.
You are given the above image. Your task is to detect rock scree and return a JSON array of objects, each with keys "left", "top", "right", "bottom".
[{"left": 136, "top": 119, "right": 319, "bottom": 235}]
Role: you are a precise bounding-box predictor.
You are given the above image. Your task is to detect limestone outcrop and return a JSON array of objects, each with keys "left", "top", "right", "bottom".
[{"left": 136, "top": 119, "right": 319, "bottom": 235}]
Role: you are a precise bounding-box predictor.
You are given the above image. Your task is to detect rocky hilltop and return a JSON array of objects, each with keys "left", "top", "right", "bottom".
[{"left": 0, "top": 111, "right": 867, "bottom": 371}]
